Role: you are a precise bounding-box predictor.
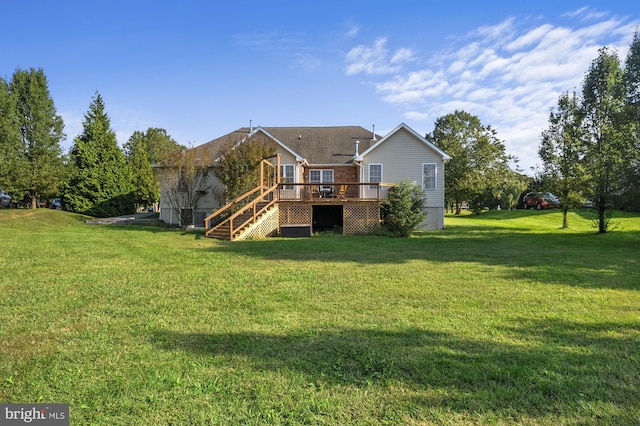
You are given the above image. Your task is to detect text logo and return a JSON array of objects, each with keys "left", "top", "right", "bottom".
[{"left": 1, "top": 404, "right": 68, "bottom": 425}]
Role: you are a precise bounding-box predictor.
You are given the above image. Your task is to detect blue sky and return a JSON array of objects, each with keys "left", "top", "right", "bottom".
[{"left": 2, "top": 1, "right": 638, "bottom": 173}]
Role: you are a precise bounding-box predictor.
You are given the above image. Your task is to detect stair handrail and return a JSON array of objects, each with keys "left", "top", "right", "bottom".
[
  {"left": 205, "top": 185, "right": 267, "bottom": 236},
  {"left": 226, "top": 184, "right": 278, "bottom": 239},
  {"left": 205, "top": 184, "right": 278, "bottom": 239}
]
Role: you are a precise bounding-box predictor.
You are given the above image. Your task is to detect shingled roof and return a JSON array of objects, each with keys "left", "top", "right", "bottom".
[{"left": 195, "top": 126, "right": 382, "bottom": 165}]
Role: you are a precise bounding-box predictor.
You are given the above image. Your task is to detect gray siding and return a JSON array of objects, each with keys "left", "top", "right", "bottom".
[
  {"left": 159, "top": 167, "right": 223, "bottom": 227},
  {"left": 361, "top": 127, "right": 446, "bottom": 230}
]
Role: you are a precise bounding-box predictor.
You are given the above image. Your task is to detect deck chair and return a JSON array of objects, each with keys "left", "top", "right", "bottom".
[{"left": 337, "top": 185, "right": 347, "bottom": 199}]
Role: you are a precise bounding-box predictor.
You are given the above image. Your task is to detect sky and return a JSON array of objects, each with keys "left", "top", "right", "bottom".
[{"left": 2, "top": 1, "right": 639, "bottom": 174}]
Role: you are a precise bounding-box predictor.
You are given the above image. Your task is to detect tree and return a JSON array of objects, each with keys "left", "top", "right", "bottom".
[
  {"left": 380, "top": 179, "right": 426, "bottom": 237},
  {"left": 142, "top": 127, "right": 184, "bottom": 164},
  {"left": 157, "top": 146, "right": 212, "bottom": 227},
  {"left": 0, "top": 77, "right": 25, "bottom": 196},
  {"left": 426, "top": 110, "right": 513, "bottom": 214},
  {"left": 621, "top": 30, "right": 640, "bottom": 211},
  {"left": 496, "top": 170, "right": 529, "bottom": 211},
  {"left": 9, "top": 68, "right": 65, "bottom": 207},
  {"left": 64, "top": 92, "right": 134, "bottom": 217},
  {"left": 581, "top": 47, "right": 629, "bottom": 232},
  {"left": 539, "top": 91, "right": 587, "bottom": 228},
  {"left": 124, "top": 131, "right": 159, "bottom": 209},
  {"left": 123, "top": 128, "right": 183, "bottom": 209},
  {"left": 213, "top": 132, "right": 277, "bottom": 203}
]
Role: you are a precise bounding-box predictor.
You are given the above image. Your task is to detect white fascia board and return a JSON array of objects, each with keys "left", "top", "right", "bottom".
[
  {"left": 253, "top": 127, "right": 305, "bottom": 162},
  {"left": 356, "top": 122, "right": 451, "bottom": 162}
]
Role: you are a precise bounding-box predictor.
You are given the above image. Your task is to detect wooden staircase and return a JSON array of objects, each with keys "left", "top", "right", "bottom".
[
  {"left": 204, "top": 185, "right": 279, "bottom": 241},
  {"left": 205, "top": 155, "right": 281, "bottom": 241},
  {"left": 206, "top": 200, "right": 276, "bottom": 240}
]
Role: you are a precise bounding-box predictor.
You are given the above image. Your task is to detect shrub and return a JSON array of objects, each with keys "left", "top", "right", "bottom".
[{"left": 380, "top": 180, "right": 426, "bottom": 237}]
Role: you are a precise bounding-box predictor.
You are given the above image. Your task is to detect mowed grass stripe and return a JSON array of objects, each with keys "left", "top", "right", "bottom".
[{"left": 0, "top": 208, "right": 638, "bottom": 425}]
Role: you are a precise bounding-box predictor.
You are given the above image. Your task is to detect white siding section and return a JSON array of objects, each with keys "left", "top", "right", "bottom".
[{"left": 361, "top": 127, "right": 446, "bottom": 230}]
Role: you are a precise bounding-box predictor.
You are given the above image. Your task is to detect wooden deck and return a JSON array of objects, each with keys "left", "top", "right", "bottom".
[{"left": 205, "top": 181, "right": 393, "bottom": 240}]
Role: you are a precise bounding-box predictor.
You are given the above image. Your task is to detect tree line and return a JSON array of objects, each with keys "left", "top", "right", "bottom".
[
  {"left": 0, "top": 67, "right": 283, "bottom": 225},
  {"left": 0, "top": 68, "right": 182, "bottom": 217},
  {"left": 539, "top": 31, "right": 640, "bottom": 232},
  {"left": 427, "top": 31, "right": 640, "bottom": 233}
]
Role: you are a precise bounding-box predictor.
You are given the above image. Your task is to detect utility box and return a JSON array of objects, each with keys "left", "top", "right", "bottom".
[{"left": 280, "top": 224, "right": 312, "bottom": 238}]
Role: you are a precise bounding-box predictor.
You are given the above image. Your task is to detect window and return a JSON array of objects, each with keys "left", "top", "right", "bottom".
[
  {"left": 310, "top": 169, "right": 334, "bottom": 196},
  {"left": 422, "top": 163, "right": 436, "bottom": 190},
  {"left": 194, "top": 211, "right": 207, "bottom": 227},
  {"left": 280, "top": 164, "right": 295, "bottom": 189},
  {"left": 309, "top": 169, "right": 333, "bottom": 183},
  {"left": 369, "top": 164, "right": 382, "bottom": 189}
]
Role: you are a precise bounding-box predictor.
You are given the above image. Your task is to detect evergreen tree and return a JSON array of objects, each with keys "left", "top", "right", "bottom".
[
  {"left": 0, "top": 77, "right": 25, "bottom": 197},
  {"left": 9, "top": 68, "right": 65, "bottom": 207},
  {"left": 124, "top": 130, "right": 158, "bottom": 208},
  {"left": 65, "top": 92, "right": 134, "bottom": 217},
  {"left": 380, "top": 179, "right": 426, "bottom": 237}
]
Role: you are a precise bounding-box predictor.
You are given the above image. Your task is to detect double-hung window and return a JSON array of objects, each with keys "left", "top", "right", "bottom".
[
  {"left": 280, "top": 164, "right": 295, "bottom": 189},
  {"left": 369, "top": 164, "right": 382, "bottom": 190},
  {"left": 422, "top": 163, "right": 436, "bottom": 190},
  {"left": 309, "top": 169, "right": 334, "bottom": 195},
  {"left": 309, "top": 169, "right": 334, "bottom": 184}
]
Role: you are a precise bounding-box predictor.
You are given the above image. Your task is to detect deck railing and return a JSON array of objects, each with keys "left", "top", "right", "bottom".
[
  {"left": 204, "top": 181, "right": 396, "bottom": 239},
  {"left": 204, "top": 184, "right": 277, "bottom": 237},
  {"left": 275, "top": 182, "right": 394, "bottom": 202}
]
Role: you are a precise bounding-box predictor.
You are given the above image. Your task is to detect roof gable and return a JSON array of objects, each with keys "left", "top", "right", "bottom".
[{"left": 357, "top": 123, "right": 451, "bottom": 162}]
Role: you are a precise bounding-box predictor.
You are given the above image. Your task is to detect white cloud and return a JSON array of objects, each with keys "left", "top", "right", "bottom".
[
  {"left": 344, "top": 37, "right": 414, "bottom": 75},
  {"left": 344, "top": 23, "right": 360, "bottom": 38},
  {"left": 345, "top": 10, "right": 639, "bottom": 173}
]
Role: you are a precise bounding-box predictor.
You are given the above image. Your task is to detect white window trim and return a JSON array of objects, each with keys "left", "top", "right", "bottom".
[
  {"left": 309, "top": 169, "right": 334, "bottom": 183},
  {"left": 369, "top": 163, "right": 383, "bottom": 190},
  {"left": 280, "top": 164, "right": 295, "bottom": 189},
  {"left": 422, "top": 163, "right": 437, "bottom": 190}
]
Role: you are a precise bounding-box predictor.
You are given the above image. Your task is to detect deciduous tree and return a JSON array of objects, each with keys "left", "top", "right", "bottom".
[
  {"left": 539, "top": 91, "right": 587, "bottom": 228},
  {"left": 213, "top": 133, "right": 277, "bottom": 203},
  {"left": 157, "top": 146, "right": 212, "bottom": 227},
  {"left": 622, "top": 30, "right": 640, "bottom": 211},
  {"left": 581, "top": 47, "right": 629, "bottom": 233},
  {"left": 426, "top": 110, "right": 513, "bottom": 214}
]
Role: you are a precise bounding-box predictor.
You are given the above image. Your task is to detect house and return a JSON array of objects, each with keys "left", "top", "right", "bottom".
[{"left": 157, "top": 123, "right": 450, "bottom": 239}]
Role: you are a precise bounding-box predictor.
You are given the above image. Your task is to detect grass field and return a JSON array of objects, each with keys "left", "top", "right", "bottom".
[{"left": 0, "top": 208, "right": 639, "bottom": 425}]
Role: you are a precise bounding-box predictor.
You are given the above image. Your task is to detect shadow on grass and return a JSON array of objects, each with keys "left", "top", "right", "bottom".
[
  {"left": 197, "top": 226, "right": 640, "bottom": 290},
  {"left": 151, "top": 319, "right": 640, "bottom": 422}
]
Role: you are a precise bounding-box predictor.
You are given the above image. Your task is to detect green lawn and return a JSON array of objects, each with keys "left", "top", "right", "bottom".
[{"left": 1, "top": 208, "right": 639, "bottom": 425}]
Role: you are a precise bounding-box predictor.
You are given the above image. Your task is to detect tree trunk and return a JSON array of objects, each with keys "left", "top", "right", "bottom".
[{"left": 562, "top": 206, "right": 569, "bottom": 228}]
